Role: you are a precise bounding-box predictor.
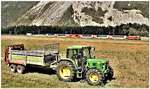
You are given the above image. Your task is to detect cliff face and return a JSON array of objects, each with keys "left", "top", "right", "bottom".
[
  {"left": 16, "top": 2, "right": 72, "bottom": 26},
  {"left": 1, "top": 1, "right": 38, "bottom": 27},
  {"left": 72, "top": 1, "right": 148, "bottom": 26},
  {"left": 2, "top": 1, "right": 149, "bottom": 27}
]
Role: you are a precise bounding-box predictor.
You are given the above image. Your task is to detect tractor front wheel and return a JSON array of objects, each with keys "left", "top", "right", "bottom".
[
  {"left": 56, "top": 61, "right": 75, "bottom": 82},
  {"left": 86, "top": 69, "right": 103, "bottom": 86}
]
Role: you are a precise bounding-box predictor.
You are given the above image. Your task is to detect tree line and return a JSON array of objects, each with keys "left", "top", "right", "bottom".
[{"left": 2, "top": 23, "right": 149, "bottom": 37}]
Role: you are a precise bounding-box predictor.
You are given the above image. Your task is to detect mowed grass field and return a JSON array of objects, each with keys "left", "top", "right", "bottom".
[{"left": 1, "top": 35, "right": 149, "bottom": 88}]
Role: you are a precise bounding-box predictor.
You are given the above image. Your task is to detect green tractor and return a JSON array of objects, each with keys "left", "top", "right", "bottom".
[{"left": 56, "top": 45, "right": 114, "bottom": 85}]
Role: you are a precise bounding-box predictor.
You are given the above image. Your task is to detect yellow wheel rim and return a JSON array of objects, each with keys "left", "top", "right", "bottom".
[
  {"left": 89, "top": 72, "right": 99, "bottom": 82},
  {"left": 59, "top": 66, "right": 71, "bottom": 79}
]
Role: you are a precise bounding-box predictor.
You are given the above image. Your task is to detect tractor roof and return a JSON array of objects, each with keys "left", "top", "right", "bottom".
[{"left": 67, "top": 45, "right": 91, "bottom": 49}]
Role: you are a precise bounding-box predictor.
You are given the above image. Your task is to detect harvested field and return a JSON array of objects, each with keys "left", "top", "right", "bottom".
[{"left": 1, "top": 35, "right": 149, "bottom": 88}]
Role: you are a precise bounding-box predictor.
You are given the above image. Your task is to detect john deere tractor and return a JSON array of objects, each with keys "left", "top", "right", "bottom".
[{"left": 56, "top": 45, "right": 113, "bottom": 85}]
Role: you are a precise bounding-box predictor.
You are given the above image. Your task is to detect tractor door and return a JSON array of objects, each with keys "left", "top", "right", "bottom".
[
  {"left": 76, "top": 49, "right": 84, "bottom": 67},
  {"left": 66, "top": 49, "right": 85, "bottom": 70}
]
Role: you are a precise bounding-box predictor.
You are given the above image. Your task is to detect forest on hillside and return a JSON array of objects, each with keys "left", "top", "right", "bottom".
[{"left": 2, "top": 23, "right": 149, "bottom": 37}]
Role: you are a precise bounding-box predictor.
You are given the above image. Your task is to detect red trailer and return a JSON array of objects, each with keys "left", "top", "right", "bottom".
[
  {"left": 127, "top": 36, "right": 141, "bottom": 40},
  {"left": 65, "top": 34, "right": 81, "bottom": 38}
]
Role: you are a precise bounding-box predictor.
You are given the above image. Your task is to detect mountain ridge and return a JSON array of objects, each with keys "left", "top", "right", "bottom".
[{"left": 2, "top": 1, "right": 149, "bottom": 27}]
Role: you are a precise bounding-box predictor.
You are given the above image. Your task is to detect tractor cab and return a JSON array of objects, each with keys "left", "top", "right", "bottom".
[
  {"left": 66, "top": 45, "right": 95, "bottom": 59},
  {"left": 66, "top": 45, "right": 95, "bottom": 70}
]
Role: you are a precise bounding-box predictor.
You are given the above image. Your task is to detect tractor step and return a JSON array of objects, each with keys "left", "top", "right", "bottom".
[{"left": 76, "top": 70, "right": 82, "bottom": 78}]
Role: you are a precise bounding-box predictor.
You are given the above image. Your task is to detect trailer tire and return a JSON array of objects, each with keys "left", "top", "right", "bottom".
[
  {"left": 86, "top": 69, "right": 103, "bottom": 86},
  {"left": 10, "top": 64, "right": 16, "bottom": 72},
  {"left": 17, "top": 65, "right": 25, "bottom": 74},
  {"left": 56, "top": 61, "right": 75, "bottom": 82}
]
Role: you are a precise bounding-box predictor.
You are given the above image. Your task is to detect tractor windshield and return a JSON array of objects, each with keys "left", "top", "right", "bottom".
[{"left": 83, "top": 47, "right": 95, "bottom": 59}]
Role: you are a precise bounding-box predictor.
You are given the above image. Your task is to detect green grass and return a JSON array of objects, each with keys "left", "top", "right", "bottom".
[{"left": 1, "top": 35, "right": 149, "bottom": 88}]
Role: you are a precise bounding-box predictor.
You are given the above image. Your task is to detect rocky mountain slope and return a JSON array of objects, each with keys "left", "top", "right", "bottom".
[
  {"left": 2, "top": 1, "right": 149, "bottom": 27},
  {"left": 1, "top": 1, "right": 38, "bottom": 27}
]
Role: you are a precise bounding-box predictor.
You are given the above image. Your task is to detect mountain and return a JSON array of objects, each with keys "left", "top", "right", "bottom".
[
  {"left": 1, "top": 1, "right": 149, "bottom": 27},
  {"left": 1, "top": 1, "right": 38, "bottom": 28}
]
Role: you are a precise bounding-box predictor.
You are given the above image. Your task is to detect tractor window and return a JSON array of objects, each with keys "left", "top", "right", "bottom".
[
  {"left": 67, "top": 49, "right": 73, "bottom": 58},
  {"left": 77, "top": 49, "right": 83, "bottom": 59},
  {"left": 73, "top": 49, "right": 78, "bottom": 55},
  {"left": 83, "top": 48, "right": 91, "bottom": 58},
  {"left": 67, "top": 49, "right": 78, "bottom": 58}
]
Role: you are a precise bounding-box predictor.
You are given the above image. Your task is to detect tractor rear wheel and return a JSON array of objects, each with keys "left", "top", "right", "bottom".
[
  {"left": 86, "top": 69, "right": 103, "bottom": 86},
  {"left": 16, "top": 65, "right": 25, "bottom": 74},
  {"left": 10, "top": 64, "right": 16, "bottom": 72},
  {"left": 56, "top": 61, "right": 75, "bottom": 82}
]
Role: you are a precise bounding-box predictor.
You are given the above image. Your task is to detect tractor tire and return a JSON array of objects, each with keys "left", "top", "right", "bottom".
[
  {"left": 86, "top": 69, "right": 103, "bottom": 86},
  {"left": 16, "top": 65, "right": 25, "bottom": 74},
  {"left": 56, "top": 61, "right": 75, "bottom": 82},
  {"left": 10, "top": 64, "right": 17, "bottom": 72},
  {"left": 107, "top": 66, "right": 114, "bottom": 80}
]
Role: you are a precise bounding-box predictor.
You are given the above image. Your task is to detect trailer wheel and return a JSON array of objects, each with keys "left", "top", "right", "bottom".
[
  {"left": 86, "top": 69, "right": 103, "bottom": 86},
  {"left": 56, "top": 61, "right": 75, "bottom": 82},
  {"left": 17, "top": 65, "right": 25, "bottom": 74},
  {"left": 10, "top": 64, "right": 16, "bottom": 72}
]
